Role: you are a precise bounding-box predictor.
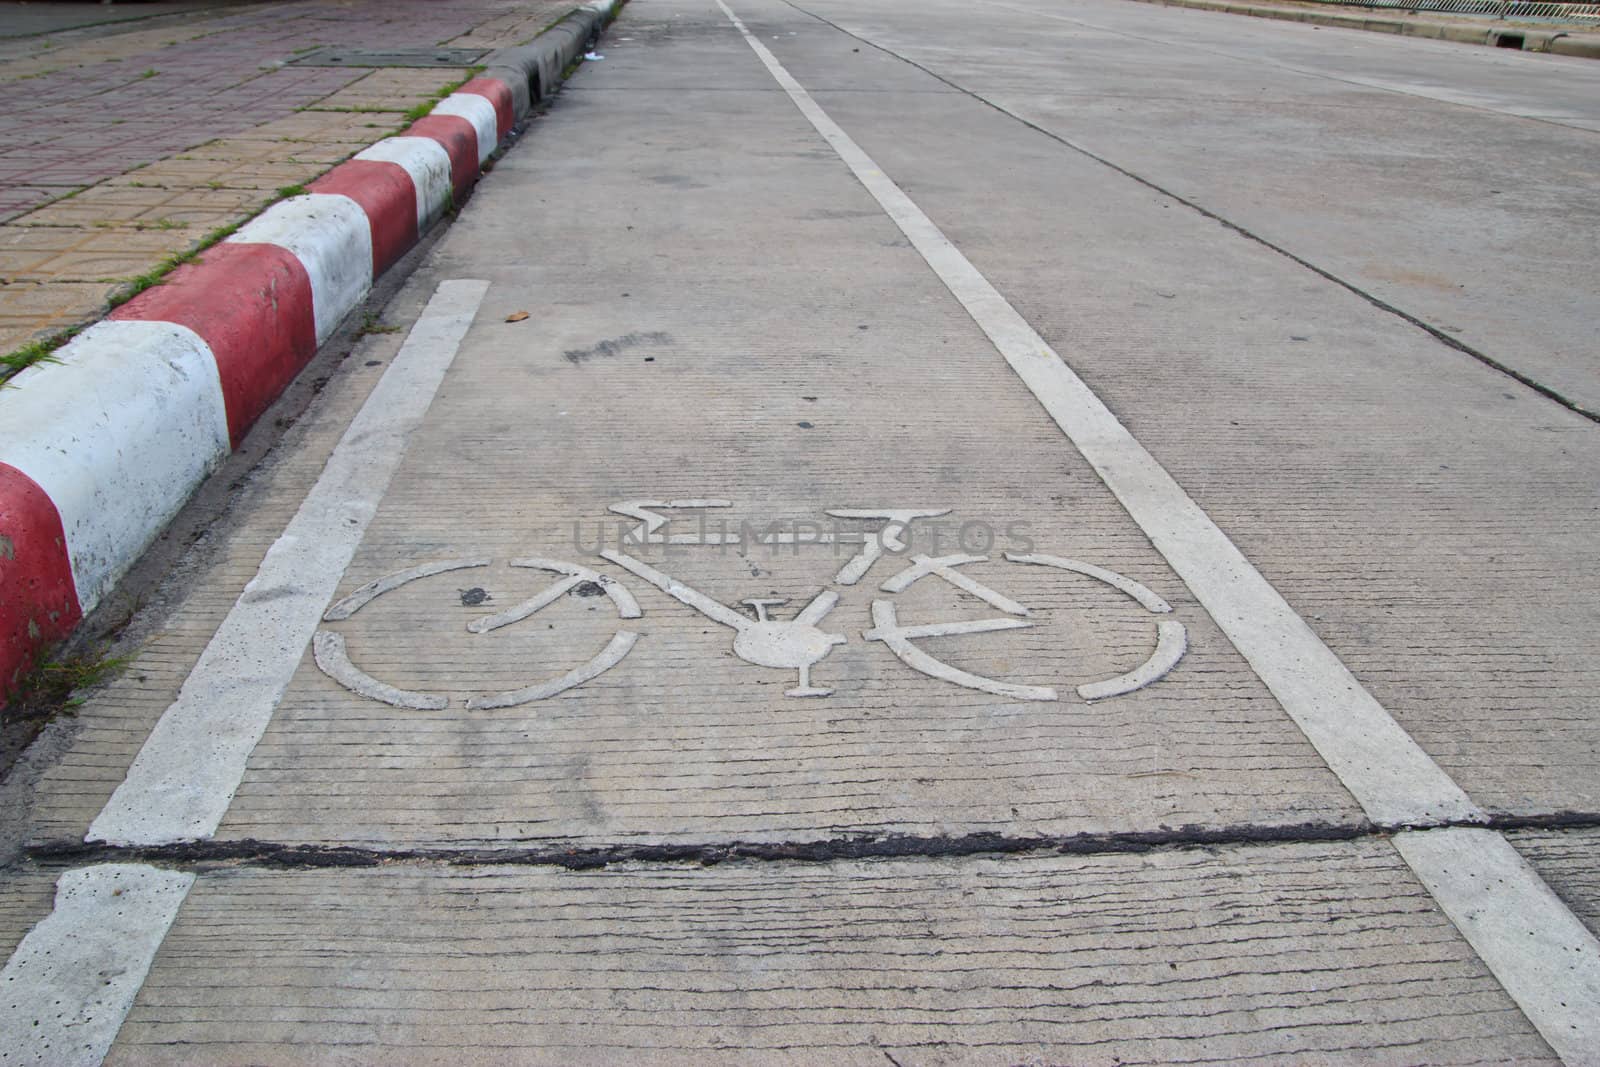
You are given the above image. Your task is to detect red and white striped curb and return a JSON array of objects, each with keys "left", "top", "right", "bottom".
[{"left": 0, "top": 5, "right": 613, "bottom": 702}]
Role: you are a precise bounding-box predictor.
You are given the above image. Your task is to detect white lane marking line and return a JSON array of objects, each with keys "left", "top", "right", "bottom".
[
  {"left": 715, "top": 0, "right": 1476, "bottom": 829},
  {"left": 716, "top": 3, "right": 1600, "bottom": 1053},
  {"left": 0, "top": 865, "right": 194, "bottom": 1067},
  {"left": 228, "top": 193, "right": 375, "bottom": 344},
  {"left": 88, "top": 278, "right": 489, "bottom": 846},
  {"left": 0, "top": 320, "right": 230, "bottom": 616},
  {"left": 1395, "top": 828, "right": 1600, "bottom": 1066}
]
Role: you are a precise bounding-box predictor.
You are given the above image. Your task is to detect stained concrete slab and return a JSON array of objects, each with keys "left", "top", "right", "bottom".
[
  {"left": 721, "top": 0, "right": 1600, "bottom": 817},
  {"left": 7, "top": 0, "right": 1599, "bottom": 1057},
  {"left": 103, "top": 841, "right": 1557, "bottom": 1064},
  {"left": 785, "top": 0, "right": 1600, "bottom": 414},
  {"left": 192, "top": 15, "right": 1366, "bottom": 848}
]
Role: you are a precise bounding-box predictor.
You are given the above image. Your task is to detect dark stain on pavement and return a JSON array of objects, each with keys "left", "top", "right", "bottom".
[{"left": 564, "top": 331, "right": 672, "bottom": 364}]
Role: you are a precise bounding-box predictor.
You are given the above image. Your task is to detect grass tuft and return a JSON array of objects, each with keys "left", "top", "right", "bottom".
[
  {"left": 105, "top": 220, "right": 239, "bottom": 310},
  {"left": 357, "top": 312, "right": 403, "bottom": 337},
  {"left": 0, "top": 333, "right": 76, "bottom": 379},
  {"left": 403, "top": 75, "right": 473, "bottom": 125},
  {"left": 4, "top": 647, "right": 133, "bottom": 723}
]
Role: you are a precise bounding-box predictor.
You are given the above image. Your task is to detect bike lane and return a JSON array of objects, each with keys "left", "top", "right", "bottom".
[{"left": 3, "top": 0, "right": 1594, "bottom": 1061}]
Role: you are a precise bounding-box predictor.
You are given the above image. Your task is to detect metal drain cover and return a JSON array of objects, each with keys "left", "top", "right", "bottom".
[{"left": 289, "top": 47, "right": 490, "bottom": 68}]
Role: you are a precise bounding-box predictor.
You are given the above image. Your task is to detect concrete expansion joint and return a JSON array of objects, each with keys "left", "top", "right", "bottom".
[
  {"left": 781, "top": 0, "right": 1600, "bottom": 429},
  {"left": 23, "top": 811, "right": 1600, "bottom": 873}
]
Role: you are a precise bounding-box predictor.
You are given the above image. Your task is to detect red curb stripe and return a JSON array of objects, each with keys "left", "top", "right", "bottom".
[
  {"left": 407, "top": 115, "right": 480, "bottom": 200},
  {"left": 310, "top": 159, "right": 419, "bottom": 277},
  {"left": 0, "top": 462, "right": 83, "bottom": 697},
  {"left": 111, "top": 244, "right": 317, "bottom": 450},
  {"left": 462, "top": 76, "right": 516, "bottom": 138}
]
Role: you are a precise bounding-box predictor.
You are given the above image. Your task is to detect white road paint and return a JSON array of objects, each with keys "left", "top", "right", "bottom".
[
  {"left": 228, "top": 193, "right": 374, "bottom": 344},
  {"left": 823, "top": 507, "right": 949, "bottom": 585},
  {"left": 717, "top": 1, "right": 1598, "bottom": 1052},
  {"left": 434, "top": 94, "right": 501, "bottom": 164},
  {"left": 610, "top": 499, "right": 742, "bottom": 545},
  {"left": 1008, "top": 552, "right": 1173, "bottom": 614},
  {"left": 478, "top": 558, "right": 643, "bottom": 631},
  {"left": 0, "top": 865, "right": 195, "bottom": 1066},
  {"left": 1078, "top": 619, "right": 1188, "bottom": 702},
  {"left": 0, "top": 320, "right": 230, "bottom": 615},
  {"left": 601, "top": 547, "right": 848, "bottom": 696},
  {"left": 881, "top": 554, "right": 1030, "bottom": 616},
  {"left": 469, "top": 574, "right": 585, "bottom": 633},
  {"left": 313, "top": 631, "right": 450, "bottom": 711},
  {"left": 717, "top": 0, "right": 1473, "bottom": 828},
  {"left": 1394, "top": 828, "right": 1600, "bottom": 1066},
  {"left": 317, "top": 557, "right": 643, "bottom": 708},
  {"left": 88, "top": 278, "right": 488, "bottom": 846},
  {"left": 466, "top": 631, "right": 640, "bottom": 710},
  {"left": 1005, "top": 553, "right": 1188, "bottom": 699},
  {"left": 601, "top": 548, "right": 751, "bottom": 630},
  {"left": 356, "top": 136, "right": 456, "bottom": 229},
  {"left": 864, "top": 598, "right": 1056, "bottom": 701},
  {"left": 323, "top": 557, "right": 490, "bottom": 621}
]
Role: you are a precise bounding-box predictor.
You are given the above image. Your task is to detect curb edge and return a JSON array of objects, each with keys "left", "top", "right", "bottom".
[{"left": 0, "top": 0, "right": 624, "bottom": 704}]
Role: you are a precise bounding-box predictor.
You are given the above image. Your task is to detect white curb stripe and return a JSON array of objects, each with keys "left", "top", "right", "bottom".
[
  {"left": 228, "top": 193, "right": 374, "bottom": 345},
  {"left": 716, "top": 1, "right": 1600, "bottom": 1055},
  {"left": 0, "top": 320, "right": 229, "bottom": 616},
  {"left": 435, "top": 93, "right": 501, "bottom": 165},
  {"left": 88, "top": 278, "right": 489, "bottom": 847},
  {"left": 356, "top": 136, "right": 455, "bottom": 231},
  {"left": 0, "top": 865, "right": 195, "bottom": 1067},
  {"left": 1395, "top": 828, "right": 1600, "bottom": 1066}
]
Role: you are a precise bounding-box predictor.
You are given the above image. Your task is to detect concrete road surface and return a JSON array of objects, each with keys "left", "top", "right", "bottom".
[{"left": 4, "top": 0, "right": 1599, "bottom": 1062}]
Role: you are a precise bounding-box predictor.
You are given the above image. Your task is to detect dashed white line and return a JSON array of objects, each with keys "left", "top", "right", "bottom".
[
  {"left": 0, "top": 865, "right": 195, "bottom": 1067},
  {"left": 89, "top": 278, "right": 488, "bottom": 847}
]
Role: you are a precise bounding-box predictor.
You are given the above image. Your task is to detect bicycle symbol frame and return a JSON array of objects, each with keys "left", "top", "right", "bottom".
[{"left": 313, "top": 500, "right": 1187, "bottom": 710}]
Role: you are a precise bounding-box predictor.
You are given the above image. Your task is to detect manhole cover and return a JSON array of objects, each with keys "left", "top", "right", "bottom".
[{"left": 289, "top": 47, "right": 490, "bottom": 68}]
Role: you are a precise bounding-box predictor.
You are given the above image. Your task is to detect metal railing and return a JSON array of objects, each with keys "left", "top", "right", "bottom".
[{"left": 1311, "top": 0, "right": 1600, "bottom": 21}]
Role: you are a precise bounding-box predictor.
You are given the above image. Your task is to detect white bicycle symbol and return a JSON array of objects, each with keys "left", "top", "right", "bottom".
[{"left": 313, "top": 500, "right": 1187, "bottom": 710}]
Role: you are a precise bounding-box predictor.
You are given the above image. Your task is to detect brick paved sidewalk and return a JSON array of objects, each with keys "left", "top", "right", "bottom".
[{"left": 0, "top": 0, "right": 576, "bottom": 364}]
